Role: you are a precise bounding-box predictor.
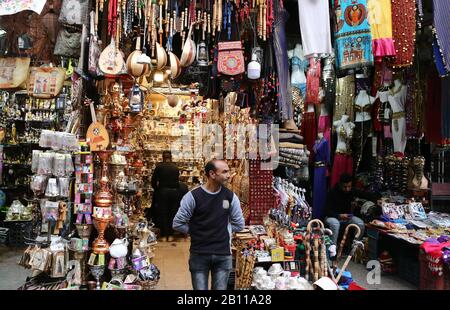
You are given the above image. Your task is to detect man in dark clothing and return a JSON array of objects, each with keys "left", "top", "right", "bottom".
[
  {"left": 173, "top": 159, "right": 245, "bottom": 290},
  {"left": 148, "top": 151, "right": 188, "bottom": 242},
  {"left": 325, "top": 174, "right": 378, "bottom": 245}
]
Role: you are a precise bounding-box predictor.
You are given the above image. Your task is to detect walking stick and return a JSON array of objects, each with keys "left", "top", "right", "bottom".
[
  {"left": 306, "top": 219, "right": 325, "bottom": 281},
  {"left": 337, "top": 224, "right": 361, "bottom": 261},
  {"left": 335, "top": 240, "right": 365, "bottom": 283}
]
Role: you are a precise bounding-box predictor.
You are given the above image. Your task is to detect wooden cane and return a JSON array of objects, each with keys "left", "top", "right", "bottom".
[
  {"left": 306, "top": 219, "right": 324, "bottom": 280},
  {"left": 337, "top": 224, "right": 361, "bottom": 261},
  {"left": 313, "top": 237, "right": 320, "bottom": 281}
]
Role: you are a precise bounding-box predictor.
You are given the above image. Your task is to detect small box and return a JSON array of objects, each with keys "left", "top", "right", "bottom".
[{"left": 271, "top": 247, "right": 285, "bottom": 262}]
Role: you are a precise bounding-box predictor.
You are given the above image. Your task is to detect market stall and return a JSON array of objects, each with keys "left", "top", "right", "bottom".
[{"left": 0, "top": 0, "right": 449, "bottom": 291}]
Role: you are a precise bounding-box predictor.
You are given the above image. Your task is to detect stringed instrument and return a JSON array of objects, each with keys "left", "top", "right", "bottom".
[
  {"left": 98, "top": 0, "right": 125, "bottom": 77},
  {"left": 155, "top": 0, "right": 167, "bottom": 70},
  {"left": 167, "top": 10, "right": 182, "bottom": 78},
  {"left": 126, "top": 31, "right": 151, "bottom": 78},
  {"left": 86, "top": 98, "right": 109, "bottom": 151},
  {"left": 180, "top": 21, "right": 200, "bottom": 67}
]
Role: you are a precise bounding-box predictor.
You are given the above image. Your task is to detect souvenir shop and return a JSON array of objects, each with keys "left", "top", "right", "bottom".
[{"left": 0, "top": 0, "right": 449, "bottom": 291}]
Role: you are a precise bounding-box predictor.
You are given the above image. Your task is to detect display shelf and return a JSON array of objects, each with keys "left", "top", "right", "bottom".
[
  {"left": 2, "top": 163, "right": 32, "bottom": 169},
  {"left": 0, "top": 184, "right": 30, "bottom": 190},
  {"left": 2, "top": 142, "right": 40, "bottom": 147}
]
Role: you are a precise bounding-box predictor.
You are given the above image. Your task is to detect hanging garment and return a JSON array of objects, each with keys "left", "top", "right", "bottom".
[
  {"left": 371, "top": 61, "right": 393, "bottom": 96},
  {"left": 292, "top": 87, "right": 305, "bottom": 129},
  {"left": 387, "top": 0, "right": 415, "bottom": 68},
  {"left": 334, "top": 0, "right": 373, "bottom": 71},
  {"left": 331, "top": 154, "right": 353, "bottom": 188},
  {"left": 331, "top": 119, "right": 355, "bottom": 187},
  {"left": 353, "top": 90, "right": 374, "bottom": 170},
  {"left": 352, "top": 120, "right": 372, "bottom": 172},
  {"left": 425, "top": 68, "right": 444, "bottom": 144},
  {"left": 291, "top": 49, "right": 308, "bottom": 94},
  {"left": 318, "top": 114, "right": 331, "bottom": 149},
  {"left": 405, "top": 68, "right": 423, "bottom": 139},
  {"left": 433, "top": 0, "right": 450, "bottom": 73},
  {"left": 372, "top": 98, "right": 383, "bottom": 132},
  {"left": 433, "top": 38, "right": 450, "bottom": 77},
  {"left": 301, "top": 110, "right": 317, "bottom": 154},
  {"left": 273, "top": 3, "right": 293, "bottom": 121},
  {"left": 297, "top": 0, "right": 332, "bottom": 57},
  {"left": 367, "top": 0, "right": 395, "bottom": 58},
  {"left": 313, "top": 138, "right": 330, "bottom": 220},
  {"left": 322, "top": 54, "right": 336, "bottom": 114},
  {"left": 374, "top": 88, "right": 389, "bottom": 132},
  {"left": 305, "top": 58, "right": 321, "bottom": 105},
  {"left": 388, "top": 85, "right": 407, "bottom": 154},
  {"left": 442, "top": 76, "right": 450, "bottom": 139},
  {"left": 334, "top": 74, "right": 355, "bottom": 123}
]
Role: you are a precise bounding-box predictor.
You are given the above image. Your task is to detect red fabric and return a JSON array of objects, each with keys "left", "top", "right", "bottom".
[
  {"left": 348, "top": 282, "right": 366, "bottom": 290},
  {"left": 421, "top": 241, "right": 450, "bottom": 276},
  {"left": 421, "top": 241, "right": 450, "bottom": 257},
  {"left": 305, "top": 58, "right": 321, "bottom": 105},
  {"left": 301, "top": 110, "right": 317, "bottom": 154},
  {"left": 425, "top": 68, "right": 450, "bottom": 145},
  {"left": 387, "top": 0, "right": 415, "bottom": 68},
  {"left": 330, "top": 153, "right": 353, "bottom": 188},
  {"left": 318, "top": 115, "right": 331, "bottom": 149}
]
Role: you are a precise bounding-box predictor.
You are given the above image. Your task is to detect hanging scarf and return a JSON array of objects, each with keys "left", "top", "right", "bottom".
[
  {"left": 387, "top": 0, "right": 415, "bottom": 68},
  {"left": 334, "top": 0, "right": 373, "bottom": 71},
  {"left": 433, "top": 0, "right": 450, "bottom": 73}
]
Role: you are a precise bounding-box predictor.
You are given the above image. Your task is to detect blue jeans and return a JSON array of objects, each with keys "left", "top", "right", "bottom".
[
  {"left": 325, "top": 216, "right": 365, "bottom": 245},
  {"left": 189, "top": 253, "right": 232, "bottom": 290}
]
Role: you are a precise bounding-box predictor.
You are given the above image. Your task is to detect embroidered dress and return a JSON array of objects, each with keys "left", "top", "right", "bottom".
[
  {"left": 334, "top": 0, "right": 373, "bottom": 71},
  {"left": 388, "top": 85, "right": 407, "bottom": 154},
  {"left": 387, "top": 0, "right": 415, "bottom": 68},
  {"left": 367, "top": 0, "right": 395, "bottom": 58},
  {"left": 305, "top": 58, "right": 321, "bottom": 105},
  {"left": 313, "top": 138, "right": 330, "bottom": 220},
  {"left": 331, "top": 120, "right": 355, "bottom": 187},
  {"left": 333, "top": 74, "right": 355, "bottom": 123}
]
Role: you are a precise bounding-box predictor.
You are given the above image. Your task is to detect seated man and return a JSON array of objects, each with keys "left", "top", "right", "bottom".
[{"left": 325, "top": 174, "right": 378, "bottom": 246}]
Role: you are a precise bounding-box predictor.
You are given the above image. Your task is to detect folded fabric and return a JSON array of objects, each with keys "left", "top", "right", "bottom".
[
  {"left": 279, "top": 149, "right": 307, "bottom": 157},
  {"left": 279, "top": 132, "right": 304, "bottom": 140},
  {"left": 280, "top": 137, "right": 304, "bottom": 144},
  {"left": 279, "top": 142, "right": 305, "bottom": 149},
  {"left": 275, "top": 161, "right": 301, "bottom": 169}
]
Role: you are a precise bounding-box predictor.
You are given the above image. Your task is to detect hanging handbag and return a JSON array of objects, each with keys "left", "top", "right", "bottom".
[
  {"left": 217, "top": 3, "right": 245, "bottom": 76},
  {"left": 0, "top": 57, "right": 30, "bottom": 89},
  {"left": 59, "top": 0, "right": 89, "bottom": 26},
  {"left": 54, "top": 27, "right": 81, "bottom": 58},
  {"left": 27, "top": 66, "right": 66, "bottom": 98},
  {"left": 88, "top": 11, "right": 103, "bottom": 78}
]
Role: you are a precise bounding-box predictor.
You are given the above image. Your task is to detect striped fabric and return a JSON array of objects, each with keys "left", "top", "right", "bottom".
[{"left": 433, "top": 0, "right": 450, "bottom": 72}]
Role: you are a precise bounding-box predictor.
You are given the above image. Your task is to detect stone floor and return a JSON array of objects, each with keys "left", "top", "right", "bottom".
[{"left": 0, "top": 241, "right": 417, "bottom": 290}]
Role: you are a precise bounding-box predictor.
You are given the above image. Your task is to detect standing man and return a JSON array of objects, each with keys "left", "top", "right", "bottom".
[
  {"left": 173, "top": 159, "right": 245, "bottom": 290},
  {"left": 148, "top": 151, "right": 187, "bottom": 242}
]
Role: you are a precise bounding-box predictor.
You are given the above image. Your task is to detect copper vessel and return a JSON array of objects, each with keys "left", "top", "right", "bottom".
[
  {"left": 94, "top": 150, "right": 114, "bottom": 207},
  {"left": 92, "top": 216, "right": 110, "bottom": 254}
]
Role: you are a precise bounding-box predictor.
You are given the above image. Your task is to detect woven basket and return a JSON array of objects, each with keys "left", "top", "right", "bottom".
[{"left": 137, "top": 279, "right": 159, "bottom": 290}]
